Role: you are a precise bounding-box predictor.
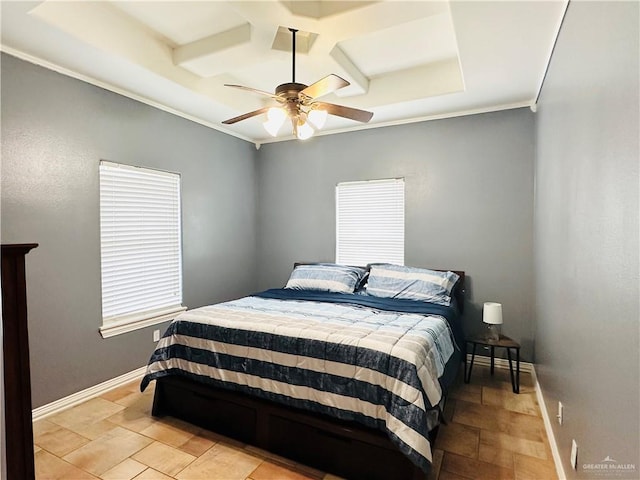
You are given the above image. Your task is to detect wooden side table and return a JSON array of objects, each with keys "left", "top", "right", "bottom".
[{"left": 464, "top": 334, "right": 521, "bottom": 393}]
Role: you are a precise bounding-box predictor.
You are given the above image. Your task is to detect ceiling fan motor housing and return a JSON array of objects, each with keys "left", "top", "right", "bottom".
[
  {"left": 275, "top": 82, "right": 307, "bottom": 99},
  {"left": 275, "top": 82, "right": 309, "bottom": 118}
]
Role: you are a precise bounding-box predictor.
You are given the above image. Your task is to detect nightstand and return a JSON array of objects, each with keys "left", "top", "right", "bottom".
[{"left": 464, "top": 334, "right": 521, "bottom": 393}]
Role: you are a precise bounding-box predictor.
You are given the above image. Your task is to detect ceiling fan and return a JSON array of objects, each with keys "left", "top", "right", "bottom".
[{"left": 222, "top": 28, "right": 374, "bottom": 140}]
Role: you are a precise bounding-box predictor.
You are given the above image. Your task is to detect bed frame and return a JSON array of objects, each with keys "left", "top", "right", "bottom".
[{"left": 151, "top": 270, "right": 465, "bottom": 480}]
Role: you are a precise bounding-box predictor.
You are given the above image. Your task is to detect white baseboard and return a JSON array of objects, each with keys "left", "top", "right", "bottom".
[
  {"left": 531, "top": 365, "right": 566, "bottom": 480},
  {"left": 32, "top": 366, "right": 147, "bottom": 422}
]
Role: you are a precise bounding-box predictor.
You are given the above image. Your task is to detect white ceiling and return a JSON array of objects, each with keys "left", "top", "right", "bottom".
[{"left": 0, "top": 1, "right": 568, "bottom": 145}]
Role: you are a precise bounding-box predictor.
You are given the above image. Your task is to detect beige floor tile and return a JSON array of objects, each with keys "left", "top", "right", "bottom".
[
  {"left": 132, "top": 468, "right": 173, "bottom": 480},
  {"left": 67, "top": 419, "right": 121, "bottom": 441},
  {"left": 454, "top": 400, "right": 545, "bottom": 443},
  {"left": 100, "top": 458, "right": 147, "bottom": 480},
  {"left": 498, "top": 412, "right": 546, "bottom": 443},
  {"left": 100, "top": 382, "right": 140, "bottom": 403},
  {"left": 49, "top": 398, "right": 125, "bottom": 432},
  {"left": 107, "top": 407, "right": 158, "bottom": 434},
  {"left": 63, "top": 426, "right": 153, "bottom": 476},
  {"left": 478, "top": 443, "right": 515, "bottom": 469},
  {"left": 482, "top": 387, "right": 540, "bottom": 416},
  {"left": 175, "top": 442, "right": 262, "bottom": 480},
  {"left": 113, "top": 390, "right": 151, "bottom": 410},
  {"left": 468, "top": 370, "right": 532, "bottom": 394},
  {"left": 183, "top": 426, "right": 247, "bottom": 449},
  {"left": 178, "top": 433, "right": 216, "bottom": 457},
  {"left": 115, "top": 387, "right": 154, "bottom": 414},
  {"left": 139, "top": 417, "right": 197, "bottom": 448},
  {"left": 514, "top": 453, "right": 558, "bottom": 480},
  {"left": 57, "top": 467, "right": 100, "bottom": 479},
  {"left": 250, "top": 461, "right": 318, "bottom": 480},
  {"left": 132, "top": 441, "right": 196, "bottom": 477},
  {"left": 35, "top": 449, "right": 98, "bottom": 480},
  {"left": 480, "top": 430, "right": 548, "bottom": 461},
  {"left": 449, "top": 382, "right": 482, "bottom": 404},
  {"left": 442, "top": 452, "right": 515, "bottom": 480},
  {"left": 33, "top": 419, "right": 63, "bottom": 437},
  {"left": 36, "top": 449, "right": 77, "bottom": 479},
  {"left": 35, "top": 425, "right": 91, "bottom": 457},
  {"left": 244, "top": 445, "right": 297, "bottom": 467},
  {"left": 453, "top": 400, "right": 502, "bottom": 431},
  {"left": 434, "top": 422, "right": 480, "bottom": 459}
]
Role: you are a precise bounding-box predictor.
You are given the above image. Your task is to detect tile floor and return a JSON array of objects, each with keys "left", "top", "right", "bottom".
[{"left": 33, "top": 364, "right": 558, "bottom": 479}]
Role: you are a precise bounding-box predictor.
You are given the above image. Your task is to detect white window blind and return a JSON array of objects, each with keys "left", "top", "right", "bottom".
[
  {"left": 336, "top": 178, "right": 405, "bottom": 266},
  {"left": 99, "top": 161, "right": 184, "bottom": 338}
]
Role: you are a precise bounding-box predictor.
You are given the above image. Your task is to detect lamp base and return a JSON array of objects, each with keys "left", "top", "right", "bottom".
[{"left": 486, "top": 324, "right": 501, "bottom": 341}]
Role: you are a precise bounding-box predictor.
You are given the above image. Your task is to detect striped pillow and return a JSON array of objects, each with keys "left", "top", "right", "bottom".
[
  {"left": 285, "top": 264, "right": 368, "bottom": 294},
  {"left": 366, "top": 264, "right": 459, "bottom": 306}
]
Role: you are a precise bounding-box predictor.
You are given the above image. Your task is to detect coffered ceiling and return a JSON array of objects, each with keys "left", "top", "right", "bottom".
[{"left": 1, "top": 1, "right": 568, "bottom": 145}]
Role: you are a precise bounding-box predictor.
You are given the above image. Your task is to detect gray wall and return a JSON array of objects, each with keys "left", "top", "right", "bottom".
[
  {"left": 534, "top": 1, "right": 639, "bottom": 477},
  {"left": 256, "top": 109, "right": 536, "bottom": 359},
  {"left": 1, "top": 53, "right": 258, "bottom": 407}
]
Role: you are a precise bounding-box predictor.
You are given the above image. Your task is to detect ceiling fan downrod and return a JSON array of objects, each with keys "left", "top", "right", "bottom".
[{"left": 289, "top": 27, "right": 298, "bottom": 83}]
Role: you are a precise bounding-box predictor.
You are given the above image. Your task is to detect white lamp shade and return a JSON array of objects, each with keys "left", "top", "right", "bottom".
[
  {"left": 296, "top": 120, "right": 314, "bottom": 140},
  {"left": 308, "top": 108, "right": 328, "bottom": 129},
  {"left": 483, "top": 302, "right": 503, "bottom": 325},
  {"left": 263, "top": 107, "right": 286, "bottom": 137}
]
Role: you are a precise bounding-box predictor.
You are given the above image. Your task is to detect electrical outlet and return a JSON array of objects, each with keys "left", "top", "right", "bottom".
[
  {"left": 557, "top": 401, "right": 563, "bottom": 425},
  {"left": 153, "top": 329, "right": 160, "bottom": 342},
  {"left": 570, "top": 439, "right": 578, "bottom": 469}
]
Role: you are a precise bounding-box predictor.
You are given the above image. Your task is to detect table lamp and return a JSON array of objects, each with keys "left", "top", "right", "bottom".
[{"left": 483, "top": 302, "right": 503, "bottom": 341}]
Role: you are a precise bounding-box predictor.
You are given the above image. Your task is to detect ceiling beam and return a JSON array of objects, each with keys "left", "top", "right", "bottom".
[{"left": 173, "top": 23, "right": 251, "bottom": 66}]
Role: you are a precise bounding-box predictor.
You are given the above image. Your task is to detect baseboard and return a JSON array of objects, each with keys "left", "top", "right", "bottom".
[
  {"left": 32, "top": 366, "right": 147, "bottom": 422},
  {"left": 531, "top": 365, "right": 566, "bottom": 480}
]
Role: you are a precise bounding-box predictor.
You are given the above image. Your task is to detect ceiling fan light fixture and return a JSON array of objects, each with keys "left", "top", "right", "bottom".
[
  {"left": 308, "top": 107, "right": 328, "bottom": 129},
  {"left": 263, "top": 107, "right": 286, "bottom": 136},
  {"left": 222, "top": 28, "right": 372, "bottom": 140},
  {"left": 295, "top": 118, "right": 315, "bottom": 140}
]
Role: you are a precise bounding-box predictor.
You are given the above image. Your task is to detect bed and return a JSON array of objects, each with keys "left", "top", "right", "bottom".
[{"left": 141, "top": 264, "right": 465, "bottom": 480}]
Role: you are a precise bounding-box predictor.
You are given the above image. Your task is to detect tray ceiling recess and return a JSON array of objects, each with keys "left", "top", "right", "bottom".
[{"left": 0, "top": 1, "right": 568, "bottom": 144}]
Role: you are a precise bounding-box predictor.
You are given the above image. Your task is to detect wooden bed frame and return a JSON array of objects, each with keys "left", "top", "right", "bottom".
[{"left": 150, "top": 270, "right": 465, "bottom": 480}]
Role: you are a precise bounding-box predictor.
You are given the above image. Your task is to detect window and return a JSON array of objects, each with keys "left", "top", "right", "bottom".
[
  {"left": 99, "top": 161, "right": 185, "bottom": 338},
  {"left": 336, "top": 178, "right": 405, "bottom": 266}
]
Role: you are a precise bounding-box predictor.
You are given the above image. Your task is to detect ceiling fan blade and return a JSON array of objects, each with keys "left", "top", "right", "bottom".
[
  {"left": 314, "top": 101, "right": 373, "bottom": 123},
  {"left": 222, "top": 107, "right": 270, "bottom": 125},
  {"left": 300, "top": 75, "right": 350, "bottom": 100},
  {"left": 224, "top": 84, "right": 281, "bottom": 101}
]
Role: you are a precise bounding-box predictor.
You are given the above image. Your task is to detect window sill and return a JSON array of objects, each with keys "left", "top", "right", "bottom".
[{"left": 100, "top": 305, "right": 187, "bottom": 338}]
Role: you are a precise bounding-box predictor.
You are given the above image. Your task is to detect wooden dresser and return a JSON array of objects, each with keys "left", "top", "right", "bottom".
[{"left": 2, "top": 243, "right": 38, "bottom": 480}]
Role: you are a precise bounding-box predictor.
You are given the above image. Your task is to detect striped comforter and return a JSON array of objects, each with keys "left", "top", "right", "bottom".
[{"left": 140, "top": 289, "right": 458, "bottom": 473}]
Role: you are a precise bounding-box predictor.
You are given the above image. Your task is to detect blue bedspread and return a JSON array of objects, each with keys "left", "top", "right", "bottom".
[{"left": 141, "top": 289, "right": 461, "bottom": 474}]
